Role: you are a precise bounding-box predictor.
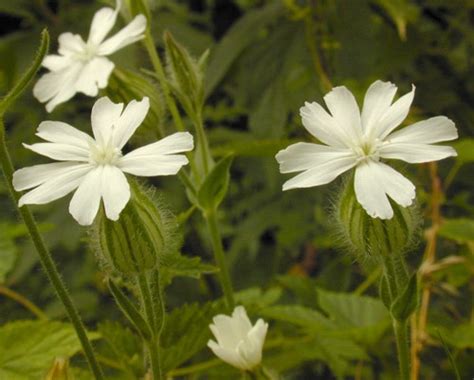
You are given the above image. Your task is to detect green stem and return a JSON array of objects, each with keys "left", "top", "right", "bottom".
[
  {"left": 382, "top": 254, "right": 410, "bottom": 380},
  {"left": 137, "top": 272, "right": 163, "bottom": 380},
  {"left": 205, "top": 209, "right": 235, "bottom": 310},
  {"left": 194, "top": 111, "right": 211, "bottom": 175},
  {"left": 394, "top": 319, "right": 410, "bottom": 380},
  {"left": 0, "top": 122, "right": 104, "bottom": 380}
]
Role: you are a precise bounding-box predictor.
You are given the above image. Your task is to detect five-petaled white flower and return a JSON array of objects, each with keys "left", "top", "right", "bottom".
[
  {"left": 208, "top": 306, "right": 268, "bottom": 371},
  {"left": 276, "top": 80, "right": 458, "bottom": 219},
  {"left": 33, "top": 0, "right": 146, "bottom": 112},
  {"left": 13, "top": 96, "right": 194, "bottom": 226}
]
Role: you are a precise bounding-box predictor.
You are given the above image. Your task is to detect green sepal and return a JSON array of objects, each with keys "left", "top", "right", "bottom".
[
  {"left": 390, "top": 272, "right": 418, "bottom": 321},
  {"left": 91, "top": 180, "right": 178, "bottom": 274},
  {"left": 126, "top": 0, "right": 151, "bottom": 22},
  {"left": 0, "top": 29, "right": 49, "bottom": 116},
  {"left": 197, "top": 155, "right": 233, "bottom": 212},
  {"left": 336, "top": 177, "right": 420, "bottom": 260},
  {"left": 107, "top": 278, "right": 153, "bottom": 340}
]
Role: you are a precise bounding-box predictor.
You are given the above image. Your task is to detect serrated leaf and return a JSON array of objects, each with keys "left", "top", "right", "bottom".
[
  {"left": 391, "top": 272, "right": 418, "bottom": 321},
  {"left": 318, "top": 288, "right": 391, "bottom": 347},
  {"left": 438, "top": 218, "right": 474, "bottom": 243},
  {"left": 160, "top": 252, "right": 218, "bottom": 286},
  {"left": 197, "top": 156, "right": 233, "bottom": 212},
  {"left": 161, "top": 302, "right": 219, "bottom": 372},
  {"left": 0, "top": 320, "right": 85, "bottom": 379}
]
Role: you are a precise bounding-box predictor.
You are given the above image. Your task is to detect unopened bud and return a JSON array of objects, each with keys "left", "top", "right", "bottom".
[
  {"left": 91, "top": 180, "right": 177, "bottom": 274},
  {"left": 335, "top": 179, "right": 420, "bottom": 260},
  {"left": 44, "top": 357, "right": 73, "bottom": 380}
]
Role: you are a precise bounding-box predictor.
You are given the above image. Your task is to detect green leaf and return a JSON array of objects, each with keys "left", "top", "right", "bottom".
[
  {"left": 318, "top": 288, "right": 391, "bottom": 347},
  {"left": 391, "top": 272, "right": 418, "bottom": 321},
  {"left": 97, "top": 321, "right": 142, "bottom": 377},
  {"left": 0, "top": 29, "right": 49, "bottom": 116},
  {"left": 434, "top": 323, "right": 474, "bottom": 350},
  {"left": 260, "top": 304, "right": 335, "bottom": 331},
  {"left": 379, "top": 273, "right": 392, "bottom": 309},
  {"left": 205, "top": 2, "right": 284, "bottom": 96},
  {"left": 0, "top": 223, "right": 27, "bottom": 282},
  {"left": 161, "top": 302, "right": 219, "bottom": 372},
  {"left": 371, "top": 0, "right": 419, "bottom": 40},
  {"left": 107, "top": 279, "right": 152, "bottom": 340},
  {"left": 437, "top": 330, "right": 461, "bottom": 380},
  {"left": 438, "top": 218, "right": 474, "bottom": 243},
  {"left": 0, "top": 320, "right": 84, "bottom": 379},
  {"left": 160, "top": 252, "right": 218, "bottom": 286},
  {"left": 197, "top": 155, "right": 233, "bottom": 212}
]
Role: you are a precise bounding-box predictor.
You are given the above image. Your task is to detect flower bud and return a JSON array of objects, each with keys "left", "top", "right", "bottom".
[
  {"left": 335, "top": 179, "right": 420, "bottom": 260},
  {"left": 44, "top": 357, "right": 73, "bottom": 380},
  {"left": 91, "top": 180, "right": 177, "bottom": 274},
  {"left": 208, "top": 306, "right": 268, "bottom": 371}
]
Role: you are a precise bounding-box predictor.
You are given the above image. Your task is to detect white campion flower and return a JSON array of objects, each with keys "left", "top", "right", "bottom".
[
  {"left": 276, "top": 80, "right": 458, "bottom": 219},
  {"left": 208, "top": 306, "right": 268, "bottom": 371},
  {"left": 33, "top": 0, "right": 146, "bottom": 112},
  {"left": 12, "top": 96, "right": 194, "bottom": 226}
]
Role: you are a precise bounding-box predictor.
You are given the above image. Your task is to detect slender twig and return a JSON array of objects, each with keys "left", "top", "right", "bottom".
[
  {"left": 0, "top": 122, "right": 104, "bottom": 380},
  {"left": 411, "top": 162, "right": 442, "bottom": 380},
  {"left": 0, "top": 284, "right": 47, "bottom": 319}
]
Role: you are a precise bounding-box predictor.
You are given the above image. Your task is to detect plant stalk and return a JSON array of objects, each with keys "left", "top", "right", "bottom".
[
  {"left": 0, "top": 122, "right": 104, "bottom": 380},
  {"left": 394, "top": 320, "right": 410, "bottom": 380},
  {"left": 205, "top": 209, "right": 235, "bottom": 310}
]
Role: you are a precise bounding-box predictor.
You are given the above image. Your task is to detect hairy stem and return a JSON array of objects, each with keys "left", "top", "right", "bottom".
[{"left": 0, "top": 122, "right": 104, "bottom": 380}]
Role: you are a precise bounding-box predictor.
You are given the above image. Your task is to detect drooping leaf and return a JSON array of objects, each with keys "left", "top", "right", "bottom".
[{"left": 197, "top": 155, "right": 233, "bottom": 212}]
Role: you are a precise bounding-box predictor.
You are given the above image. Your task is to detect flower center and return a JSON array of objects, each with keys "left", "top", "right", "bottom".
[
  {"left": 354, "top": 138, "right": 381, "bottom": 164},
  {"left": 89, "top": 143, "right": 122, "bottom": 166},
  {"left": 76, "top": 44, "right": 98, "bottom": 62}
]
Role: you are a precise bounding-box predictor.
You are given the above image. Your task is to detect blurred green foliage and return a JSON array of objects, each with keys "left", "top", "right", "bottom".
[{"left": 0, "top": 0, "right": 473, "bottom": 379}]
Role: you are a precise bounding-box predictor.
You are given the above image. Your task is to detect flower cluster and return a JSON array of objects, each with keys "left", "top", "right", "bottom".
[{"left": 276, "top": 80, "right": 458, "bottom": 219}]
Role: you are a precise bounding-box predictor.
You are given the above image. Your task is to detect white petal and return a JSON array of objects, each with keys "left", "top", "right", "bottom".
[
  {"left": 275, "top": 142, "right": 353, "bottom": 173},
  {"left": 232, "top": 306, "right": 253, "bottom": 336},
  {"left": 299, "top": 101, "right": 349, "bottom": 147},
  {"left": 69, "top": 167, "right": 103, "bottom": 225},
  {"left": 323, "top": 86, "right": 362, "bottom": 146},
  {"left": 100, "top": 165, "right": 130, "bottom": 221},
  {"left": 379, "top": 143, "right": 457, "bottom": 163},
  {"left": 118, "top": 132, "right": 193, "bottom": 176},
  {"left": 207, "top": 341, "right": 245, "bottom": 369},
  {"left": 385, "top": 116, "right": 458, "bottom": 144},
  {"left": 97, "top": 14, "right": 147, "bottom": 56},
  {"left": 91, "top": 97, "right": 124, "bottom": 146},
  {"left": 13, "top": 162, "right": 85, "bottom": 191},
  {"left": 74, "top": 57, "right": 115, "bottom": 97},
  {"left": 23, "top": 142, "right": 90, "bottom": 162},
  {"left": 280, "top": 152, "right": 357, "bottom": 191},
  {"left": 354, "top": 161, "right": 415, "bottom": 219},
  {"left": 36, "top": 121, "right": 94, "bottom": 149},
  {"left": 33, "top": 62, "right": 84, "bottom": 112},
  {"left": 375, "top": 85, "right": 415, "bottom": 140},
  {"left": 18, "top": 164, "right": 92, "bottom": 206},
  {"left": 57, "top": 33, "right": 87, "bottom": 56},
  {"left": 210, "top": 315, "right": 242, "bottom": 349},
  {"left": 87, "top": 5, "right": 119, "bottom": 46},
  {"left": 113, "top": 97, "right": 150, "bottom": 149},
  {"left": 361, "top": 80, "right": 397, "bottom": 137},
  {"left": 42, "top": 55, "right": 72, "bottom": 71}
]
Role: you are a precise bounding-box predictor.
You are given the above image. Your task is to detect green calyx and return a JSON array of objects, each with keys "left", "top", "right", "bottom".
[
  {"left": 91, "top": 180, "right": 177, "bottom": 274},
  {"left": 335, "top": 177, "right": 420, "bottom": 260}
]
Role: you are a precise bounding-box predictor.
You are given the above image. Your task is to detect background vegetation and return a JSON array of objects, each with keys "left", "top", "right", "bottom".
[{"left": 0, "top": 0, "right": 473, "bottom": 379}]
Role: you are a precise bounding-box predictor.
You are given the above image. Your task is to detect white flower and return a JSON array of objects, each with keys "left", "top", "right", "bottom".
[
  {"left": 33, "top": 0, "right": 146, "bottom": 112},
  {"left": 13, "top": 96, "right": 194, "bottom": 226},
  {"left": 276, "top": 80, "right": 458, "bottom": 219},
  {"left": 208, "top": 306, "right": 268, "bottom": 371}
]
